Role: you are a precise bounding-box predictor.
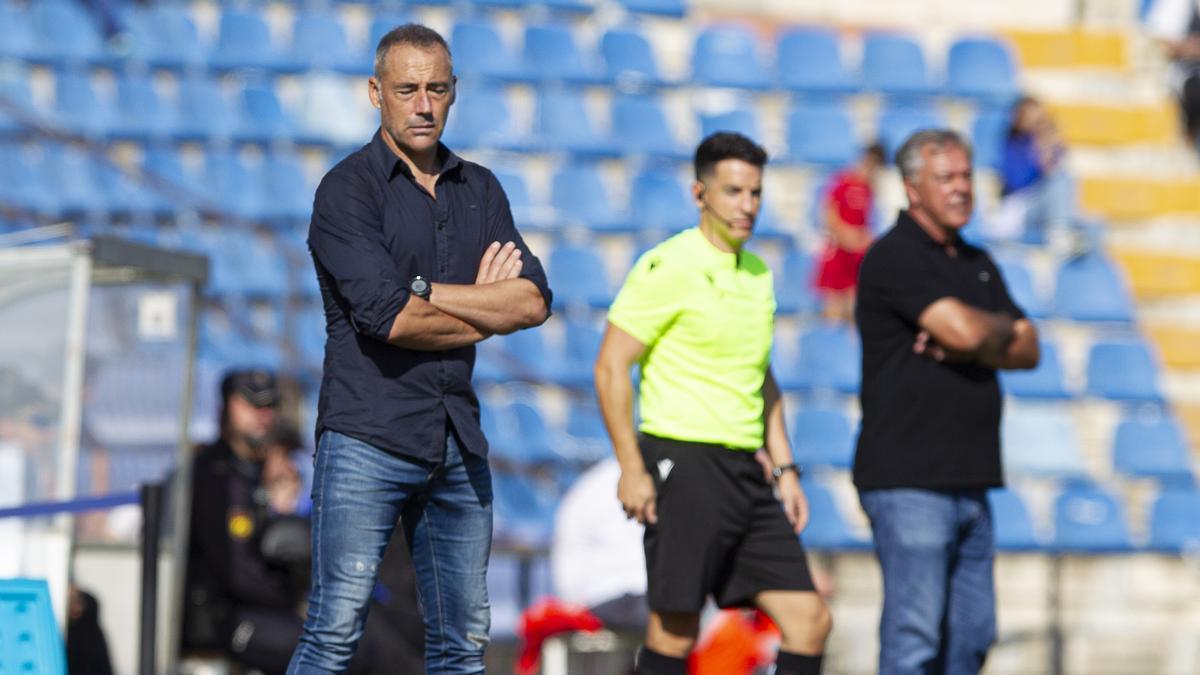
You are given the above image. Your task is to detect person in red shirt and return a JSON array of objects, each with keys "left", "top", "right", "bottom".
[{"left": 814, "top": 143, "right": 885, "bottom": 322}]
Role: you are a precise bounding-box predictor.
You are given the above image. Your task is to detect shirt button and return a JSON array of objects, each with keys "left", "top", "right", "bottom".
[{"left": 437, "top": 223, "right": 445, "bottom": 230}]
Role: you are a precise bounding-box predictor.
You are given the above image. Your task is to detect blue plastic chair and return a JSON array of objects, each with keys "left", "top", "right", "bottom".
[
  {"left": 561, "top": 319, "right": 604, "bottom": 389},
  {"left": 801, "top": 480, "right": 870, "bottom": 551},
  {"left": 1053, "top": 253, "right": 1134, "bottom": 322},
  {"left": 289, "top": 11, "right": 359, "bottom": 74},
  {"left": 551, "top": 164, "right": 632, "bottom": 233},
  {"left": 110, "top": 73, "right": 174, "bottom": 142},
  {"left": 618, "top": 0, "right": 687, "bottom": 16},
  {"left": 451, "top": 18, "right": 529, "bottom": 82},
  {"left": 549, "top": 245, "right": 613, "bottom": 308},
  {"left": 125, "top": 5, "right": 206, "bottom": 71},
  {"left": 774, "top": 250, "right": 820, "bottom": 315},
  {"left": 54, "top": 68, "right": 114, "bottom": 140},
  {"left": 211, "top": 8, "right": 289, "bottom": 73},
  {"left": 535, "top": 88, "right": 619, "bottom": 157},
  {"left": 699, "top": 108, "right": 760, "bottom": 143},
  {"left": 0, "top": 3, "right": 36, "bottom": 61},
  {"left": 491, "top": 401, "right": 561, "bottom": 465},
  {"left": 1112, "top": 415, "right": 1193, "bottom": 483},
  {"left": 1147, "top": 488, "right": 1200, "bottom": 553},
  {"left": 0, "top": 579, "right": 67, "bottom": 675},
  {"left": 174, "top": 75, "right": 239, "bottom": 142},
  {"left": 786, "top": 103, "right": 859, "bottom": 167},
  {"left": 0, "top": 143, "right": 58, "bottom": 216},
  {"left": 1085, "top": 339, "right": 1162, "bottom": 402},
  {"left": 522, "top": 23, "right": 602, "bottom": 85},
  {"left": 601, "top": 28, "right": 670, "bottom": 89},
  {"left": 1000, "top": 341, "right": 1070, "bottom": 399},
  {"left": 988, "top": 488, "right": 1042, "bottom": 551},
  {"left": 996, "top": 259, "right": 1049, "bottom": 319},
  {"left": 491, "top": 472, "right": 559, "bottom": 548},
  {"left": 43, "top": 144, "right": 107, "bottom": 217},
  {"left": 777, "top": 28, "right": 857, "bottom": 95},
  {"left": 876, "top": 105, "right": 946, "bottom": 160},
  {"left": 971, "top": 110, "right": 1010, "bottom": 172},
  {"left": 691, "top": 25, "right": 771, "bottom": 90},
  {"left": 29, "top": 0, "right": 107, "bottom": 67},
  {"left": 611, "top": 94, "right": 687, "bottom": 159},
  {"left": 562, "top": 398, "right": 609, "bottom": 463},
  {"left": 204, "top": 150, "right": 266, "bottom": 221},
  {"left": 791, "top": 407, "right": 855, "bottom": 469},
  {"left": 787, "top": 325, "right": 860, "bottom": 394},
  {"left": 261, "top": 152, "right": 314, "bottom": 224},
  {"left": 235, "top": 84, "right": 298, "bottom": 145},
  {"left": 442, "top": 82, "right": 528, "bottom": 152},
  {"left": 946, "top": 37, "right": 1018, "bottom": 105},
  {"left": 492, "top": 166, "right": 550, "bottom": 232},
  {"left": 629, "top": 169, "right": 694, "bottom": 232},
  {"left": 861, "top": 33, "right": 936, "bottom": 98},
  {"left": 1053, "top": 483, "right": 1133, "bottom": 553},
  {"left": 94, "top": 159, "right": 158, "bottom": 220},
  {"left": 1002, "top": 405, "right": 1088, "bottom": 477}
]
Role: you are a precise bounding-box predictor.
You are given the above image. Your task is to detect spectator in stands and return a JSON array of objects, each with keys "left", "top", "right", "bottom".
[
  {"left": 1146, "top": 0, "right": 1200, "bottom": 151},
  {"left": 594, "top": 132, "right": 831, "bottom": 675},
  {"left": 814, "top": 142, "right": 885, "bottom": 323},
  {"left": 291, "top": 23, "right": 552, "bottom": 675},
  {"left": 996, "top": 96, "right": 1080, "bottom": 249},
  {"left": 854, "top": 130, "right": 1040, "bottom": 675}
]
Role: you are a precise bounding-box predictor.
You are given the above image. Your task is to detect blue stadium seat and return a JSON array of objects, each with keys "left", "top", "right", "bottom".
[
  {"left": 1085, "top": 339, "right": 1162, "bottom": 402},
  {"left": 0, "top": 579, "right": 67, "bottom": 675},
  {"left": 1002, "top": 405, "right": 1087, "bottom": 477},
  {"left": 142, "top": 144, "right": 204, "bottom": 203},
  {"left": 782, "top": 325, "right": 860, "bottom": 393},
  {"left": 261, "top": 152, "right": 314, "bottom": 224},
  {"left": 124, "top": 5, "right": 206, "bottom": 71},
  {"left": 94, "top": 160, "right": 159, "bottom": 220},
  {"left": 1147, "top": 488, "right": 1200, "bottom": 553},
  {"left": 561, "top": 319, "right": 604, "bottom": 389},
  {"left": 876, "top": 105, "right": 946, "bottom": 160},
  {"left": 240, "top": 236, "right": 291, "bottom": 298},
  {"left": 786, "top": 103, "right": 859, "bottom": 167},
  {"left": 629, "top": 169, "right": 694, "bottom": 232},
  {"left": 618, "top": 0, "right": 687, "bottom": 16},
  {"left": 535, "top": 88, "right": 620, "bottom": 157},
  {"left": 174, "top": 75, "right": 239, "bottom": 143},
  {"left": 289, "top": 11, "right": 359, "bottom": 74},
  {"left": 1053, "top": 483, "right": 1133, "bottom": 553},
  {"left": 551, "top": 164, "right": 632, "bottom": 233},
  {"left": 971, "top": 110, "right": 1009, "bottom": 172},
  {"left": 211, "top": 8, "right": 290, "bottom": 73},
  {"left": 441, "top": 82, "right": 529, "bottom": 152},
  {"left": 43, "top": 144, "right": 107, "bottom": 217},
  {"left": 1000, "top": 340, "right": 1070, "bottom": 399},
  {"left": 777, "top": 28, "right": 857, "bottom": 95},
  {"left": 294, "top": 304, "right": 326, "bottom": 370},
  {"left": 988, "top": 488, "right": 1042, "bottom": 551},
  {"left": 1112, "top": 414, "right": 1193, "bottom": 484},
  {"left": 601, "top": 28, "right": 671, "bottom": 89},
  {"left": 493, "top": 167, "right": 552, "bottom": 232},
  {"left": 495, "top": 326, "right": 557, "bottom": 382},
  {"left": 946, "top": 37, "right": 1018, "bottom": 105},
  {"left": 791, "top": 406, "right": 855, "bottom": 469},
  {"left": 235, "top": 84, "right": 299, "bottom": 145},
  {"left": 691, "top": 26, "right": 771, "bottom": 90},
  {"left": 54, "top": 68, "right": 114, "bottom": 140},
  {"left": 489, "top": 402, "right": 561, "bottom": 466},
  {"left": 996, "top": 259, "right": 1049, "bottom": 319},
  {"left": 110, "top": 73, "right": 174, "bottom": 142},
  {"left": 522, "top": 23, "right": 602, "bottom": 85},
  {"left": 549, "top": 245, "right": 613, "bottom": 308},
  {"left": 1053, "top": 253, "right": 1134, "bottom": 322},
  {"left": 492, "top": 472, "right": 559, "bottom": 548},
  {"left": 0, "top": 143, "right": 57, "bottom": 216},
  {"left": 0, "top": 3, "right": 36, "bottom": 61},
  {"left": 611, "top": 94, "right": 688, "bottom": 160},
  {"left": 774, "top": 250, "right": 820, "bottom": 315},
  {"left": 699, "top": 108, "right": 760, "bottom": 143},
  {"left": 562, "top": 397, "right": 609, "bottom": 463},
  {"left": 451, "top": 19, "right": 530, "bottom": 83},
  {"left": 861, "top": 33, "right": 936, "bottom": 98},
  {"left": 801, "top": 480, "right": 870, "bottom": 551},
  {"left": 0, "top": 68, "right": 36, "bottom": 137},
  {"left": 29, "top": 0, "right": 107, "bottom": 67},
  {"left": 204, "top": 150, "right": 266, "bottom": 221}
]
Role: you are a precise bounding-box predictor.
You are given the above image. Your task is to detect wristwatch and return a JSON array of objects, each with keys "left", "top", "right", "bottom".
[
  {"left": 409, "top": 275, "right": 431, "bottom": 300},
  {"left": 772, "top": 463, "right": 802, "bottom": 482}
]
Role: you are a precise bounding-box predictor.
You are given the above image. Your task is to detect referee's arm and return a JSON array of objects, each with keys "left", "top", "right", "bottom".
[
  {"left": 594, "top": 323, "right": 658, "bottom": 525},
  {"left": 763, "top": 368, "right": 809, "bottom": 534}
]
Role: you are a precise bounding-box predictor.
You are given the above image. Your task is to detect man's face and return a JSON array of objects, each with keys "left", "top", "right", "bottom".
[
  {"left": 226, "top": 394, "right": 275, "bottom": 447},
  {"left": 905, "top": 145, "right": 973, "bottom": 231},
  {"left": 693, "top": 158, "right": 763, "bottom": 248},
  {"left": 368, "top": 43, "right": 456, "bottom": 159}
]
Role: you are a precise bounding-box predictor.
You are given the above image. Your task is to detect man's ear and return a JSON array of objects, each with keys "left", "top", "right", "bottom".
[
  {"left": 449, "top": 75, "right": 457, "bottom": 106},
  {"left": 368, "top": 77, "right": 382, "bottom": 110},
  {"left": 692, "top": 181, "right": 706, "bottom": 208}
]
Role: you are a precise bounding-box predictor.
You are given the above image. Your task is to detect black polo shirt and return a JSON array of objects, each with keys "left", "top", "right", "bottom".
[
  {"left": 308, "top": 130, "right": 552, "bottom": 462},
  {"left": 853, "top": 211, "right": 1024, "bottom": 490}
]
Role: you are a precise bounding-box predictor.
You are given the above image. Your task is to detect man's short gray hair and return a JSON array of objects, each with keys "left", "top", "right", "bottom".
[
  {"left": 374, "top": 23, "right": 453, "bottom": 78},
  {"left": 895, "top": 129, "right": 972, "bottom": 182}
]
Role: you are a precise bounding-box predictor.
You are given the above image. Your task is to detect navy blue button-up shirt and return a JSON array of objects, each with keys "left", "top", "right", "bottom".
[{"left": 308, "top": 130, "right": 552, "bottom": 462}]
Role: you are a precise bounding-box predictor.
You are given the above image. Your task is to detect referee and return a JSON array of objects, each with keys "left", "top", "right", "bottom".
[{"left": 594, "top": 132, "right": 831, "bottom": 675}]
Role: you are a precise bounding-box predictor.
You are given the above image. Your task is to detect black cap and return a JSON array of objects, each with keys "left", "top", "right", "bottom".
[{"left": 220, "top": 369, "right": 280, "bottom": 408}]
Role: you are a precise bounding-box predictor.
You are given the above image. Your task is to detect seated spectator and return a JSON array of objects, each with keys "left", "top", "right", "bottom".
[{"left": 813, "top": 143, "right": 884, "bottom": 323}]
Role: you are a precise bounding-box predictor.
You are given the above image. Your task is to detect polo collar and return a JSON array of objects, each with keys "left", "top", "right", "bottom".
[
  {"left": 683, "top": 227, "right": 745, "bottom": 270},
  {"left": 368, "top": 128, "right": 463, "bottom": 182},
  {"left": 897, "top": 210, "right": 960, "bottom": 249}
]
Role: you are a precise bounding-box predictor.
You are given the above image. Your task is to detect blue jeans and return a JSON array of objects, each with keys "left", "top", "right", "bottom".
[
  {"left": 859, "top": 488, "right": 996, "bottom": 675},
  {"left": 287, "top": 429, "right": 493, "bottom": 675}
]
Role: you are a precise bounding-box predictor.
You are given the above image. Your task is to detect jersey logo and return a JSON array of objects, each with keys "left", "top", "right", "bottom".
[
  {"left": 648, "top": 257, "right": 660, "bottom": 271},
  {"left": 228, "top": 508, "right": 254, "bottom": 541},
  {"left": 978, "top": 270, "right": 990, "bottom": 282},
  {"left": 657, "top": 459, "right": 675, "bottom": 482}
]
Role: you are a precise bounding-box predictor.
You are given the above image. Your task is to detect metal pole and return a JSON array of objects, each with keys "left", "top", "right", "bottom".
[
  {"left": 1049, "top": 555, "right": 1064, "bottom": 675},
  {"left": 140, "top": 482, "right": 164, "bottom": 675}
]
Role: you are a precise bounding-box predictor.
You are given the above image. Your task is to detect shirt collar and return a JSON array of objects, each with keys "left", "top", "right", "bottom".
[
  {"left": 368, "top": 128, "right": 464, "bottom": 182},
  {"left": 896, "top": 209, "right": 959, "bottom": 249},
  {"left": 682, "top": 227, "right": 744, "bottom": 270}
]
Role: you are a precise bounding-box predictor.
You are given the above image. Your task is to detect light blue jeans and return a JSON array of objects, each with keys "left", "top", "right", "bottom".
[
  {"left": 287, "top": 429, "right": 492, "bottom": 675},
  {"left": 859, "top": 488, "right": 996, "bottom": 675}
]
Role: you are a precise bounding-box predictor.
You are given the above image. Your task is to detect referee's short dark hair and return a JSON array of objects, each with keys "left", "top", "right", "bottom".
[
  {"left": 694, "top": 132, "right": 768, "bottom": 181},
  {"left": 375, "top": 23, "right": 453, "bottom": 77}
]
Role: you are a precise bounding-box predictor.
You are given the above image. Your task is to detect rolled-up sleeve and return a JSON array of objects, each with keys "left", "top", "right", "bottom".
[
  {"left": 483, "top": 169, "right": 554, "bottom": 310},
  {"left": 308, "top": 173, "right": 409, "bottom": 342}
]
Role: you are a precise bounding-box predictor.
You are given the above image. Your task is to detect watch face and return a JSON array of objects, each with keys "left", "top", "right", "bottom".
[{"left": 411, "top": 277, "right": 429, "bottom": 296}]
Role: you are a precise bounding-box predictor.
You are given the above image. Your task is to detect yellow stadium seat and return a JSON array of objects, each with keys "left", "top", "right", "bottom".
[
  {"left": 1005, "top": 29, "right": 1129, "bottom": 70},
  {"left": 1112, "top": 250, "right": 1200, "bottom": 298},
  {"left": 1080, "top": 177, "right": 1200, "bottom": 220},
  {"left": 1046, "top": 103, "right": 1177, "bottom": 146},
  {"left": 1146, "top": 325, "right": 1200, "bottom": 369}
]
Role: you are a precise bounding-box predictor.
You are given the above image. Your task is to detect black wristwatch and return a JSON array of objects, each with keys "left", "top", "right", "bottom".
[
  {"left": 772, "top": 463, "right": 802, "bottom": 482},
  {"left": 409, "top": 275, "right": 431, "bottom": 300}
]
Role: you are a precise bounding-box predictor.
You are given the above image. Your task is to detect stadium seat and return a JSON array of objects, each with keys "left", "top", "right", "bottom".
[
  {"left": 451, "top": 19, "right": 530, "bottom": 83},
  {"left": 142, "top": 144, "right": 203, "bottom": 202},
  {"left": 791, "top": 407, "right": 855, "bottom": 469},
  {"left": 629, "top": 168, "right": 695, "bottom": 232},
  {"left": 781, "top": 324, "right": 860, "bottom": 393},
  {"left": 611, "top": 94, "right": 688, "bottom": 160},
  {"left": 29, "top": 0, "right": 107, "bottom": 67},
  {"left": 235, "top": 84, "right": 300, "bottom": 145},
  {"left": 0, "top": 143, "right": 57, "bottom": 216},
  {"left": 0, "top": 3, "right": 36, "bottom": 61},
  {"left": 1002, "top": 405, "right": 1087, "bottom": 477},
  {"left": 562, "top": 397, "right": 609, "bottom": 463},
  {"left": 561, "top": 319, "right": 604, "bottom": 389},
  {"left": 174, "top": 75, "right": 239, "bottom": 143},
  {"left": 691, "top": 26, "right": 772, "bottom": 90},
  {"left": 988, "top": 488, "right": 1042, "bottom": 551},
  {"left": 1053, "top": 253, "right": 1135, "bottom": 323},
  {"left": 1147, "top": 488, "right": 1200, "bottom": 553},
  {"left": 1112, "top": 414, "right": 1193, "bottom": 484},
  {"left": 549, "top": 245, "right": 613, "bottom": 308},
  {"left": 0, "top": 68, "right": 35, "bottom": 137},
  {"left": 110, "top": 72, "right": 174, "bottom": 143},
  {"left": 1000, "top": 341, "right": 1070, "bottom": 399},
  {"left": 971, "top": 110, "right": 1009, "bottom": 172},
  {"left": 551, "top": 163, "right": 632, "bottom": 233},
  {"left": 777, "top": 28, "right": 857, "bottom": 96},
  {"left": 492, "top": 167, "right": 551, "bottom": 232},
  {"left": 1085, "top": 339, "right": 1163, "bottom": 402},
  {"left": 786, "top": 103, "right": 859, "bottom": 167},
  {"left": 774, "top": 250, "right": 820, "bottom": 315},
  {"left": 441, "top": 82, "right": 528, "bottom": 152},
  {"left": 522, "top": 23, "right": 603, "bottom": 85},
  {"left": 489, "top": 402, "right": 561, "bottom": 466},
  {"left": 946, "top": 37, "right": 1019, "bottom": 105},
  {"left": 535, "top": 88, "right": 620, "bottom": 157},
  {"left": 124, "top": 5, "right": 206, "bottom": 71},
  {"left": 618, "top": 0, "right": 687, "bottom": 16},
  {"left": 204, "top": 150, "right": 266, "bottom": 221},
  {"left": 260, "top": 152, "right": 314, "bottom": 224},
  {"left": 54, "top": 68, "right": 114, "bottom": 140},
  {"left": 94, "top": 159, "right": 160, "bottom": 220},
  {"left": 1053, "top": 483, "right": 1133, "bottom": 553},
  {"left": 699, "top": 108, "right": 761, "bottom": 144},
  {"left": 861, "top": 33, "right": 936, "bottom": 98},
  {"left": 211, "top": 8, "right": 290, "bottom": 73},
  {"left": 997, "top": 259, "right": 1049, "bottom": 319},
  {"left": 289, "top": 11, "right": 359, "bottom": 74},
  {"left": 601, "top": 28, "right": 671, "bottom": 89},
  {"left": 876, "top": 105, "right": 946, "bottom": 160},
  {"left": 801, "top": 480, "right": 870, "bottom": 550},
  {"left": 0, "top": 579, "right": 67, "bottom": 675},
  {"left": 43, "top": 144, "right": 107, "bottom": 217}
]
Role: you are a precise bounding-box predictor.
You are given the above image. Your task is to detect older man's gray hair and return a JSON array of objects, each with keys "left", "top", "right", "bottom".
[{"left": 895, "top": 130, "right": 972, "bottom": 183}]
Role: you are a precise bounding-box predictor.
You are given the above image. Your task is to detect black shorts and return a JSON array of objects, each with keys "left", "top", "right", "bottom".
[{"left": 639, "top": 434, "right": 816, "bottom": 613}]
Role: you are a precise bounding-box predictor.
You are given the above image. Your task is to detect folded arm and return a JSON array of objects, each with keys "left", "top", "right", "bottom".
[
  {"left": 916, "top": 297, "right": 1039, "bottom": 370},
  {"left": 429, "top": 278, "right": 549, "bottom": 335}
]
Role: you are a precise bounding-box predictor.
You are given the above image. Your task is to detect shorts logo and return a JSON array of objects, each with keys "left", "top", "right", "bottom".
[
  {"left": 657, "top": 459, "right": 674, "bottom": 481},
  {"left": 978, "top": 270, "right": 990, "bottom": 282}
]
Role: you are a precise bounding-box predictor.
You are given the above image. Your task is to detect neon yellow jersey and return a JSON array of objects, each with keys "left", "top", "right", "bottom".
[{"left": 608, "top": 228, "right": 775, "bottom": 450}]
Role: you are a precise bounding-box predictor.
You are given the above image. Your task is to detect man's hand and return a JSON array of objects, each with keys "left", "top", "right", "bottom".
[
  {"left": 913, "top": 330, "right": 972, "bottom": 363},
  {"left": 618, "top": 468, "right": 657, "bottom": 525},
  {"left": 777, "top": 472, "right": 809, "bottom": 534},
  {"left": 476, "top": 241, "right": 523, "bottom": 284}
]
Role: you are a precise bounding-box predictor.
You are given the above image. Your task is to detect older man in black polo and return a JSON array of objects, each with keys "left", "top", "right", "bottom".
[{"left": 854, "top": 129, "right": 1039, "bottom": 675}]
